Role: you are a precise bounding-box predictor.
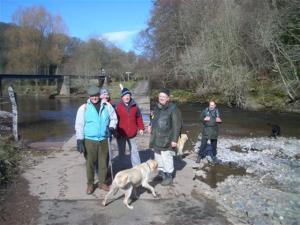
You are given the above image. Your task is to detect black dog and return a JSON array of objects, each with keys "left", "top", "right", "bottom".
[{"left": 267, "top": 123, "right": 281, "bottom": 138}]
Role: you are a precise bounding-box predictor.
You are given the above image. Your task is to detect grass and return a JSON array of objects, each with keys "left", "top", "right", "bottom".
[
  {"left": 248, "top": 79, "right": 287, "bottom": 110},
  {"left": 0, "top": 137, "right": 22, "bottom": 186},
  {"left": 150, "top": 88, "right": 199, "bottom": 103},
  {"left": 104, "top": 80, "right": 137, "bottom": 99}
]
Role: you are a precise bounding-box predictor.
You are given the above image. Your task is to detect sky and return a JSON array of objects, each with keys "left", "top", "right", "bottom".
[{"left": 0, "top": 0, "right": 153, "bottom": 52}]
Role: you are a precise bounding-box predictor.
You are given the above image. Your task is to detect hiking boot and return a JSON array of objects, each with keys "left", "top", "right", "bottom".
[
  {"left": 157, "top": 170, "right": 166, "bottom": 180},
  {"left": 207, "top": 155, "right": 214, "bottom": 163},
  {"left": 99, "top": 184, "right": 110, "bottom": 192},
  {"left": 212, "top": 156, "right": 222, "bottom": 164},
  {"left": 86, "top": 184, "right": 94, "bottom": 195},
  {"left": 161, "top": 173, "right": 173, "bottom": 186}
]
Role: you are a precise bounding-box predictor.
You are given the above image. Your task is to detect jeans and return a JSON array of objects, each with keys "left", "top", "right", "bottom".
[
  {"left": 117, "top": 136, "right": 141, "bottom": 167},
  {"left": 198, "top": 138, "right": 218, "bottom": 159}
]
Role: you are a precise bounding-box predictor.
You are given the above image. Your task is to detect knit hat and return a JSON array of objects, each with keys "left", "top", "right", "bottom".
[
  {"left": 100, "top": 88, "right": 109, "bottom": 95},
  {"left": 87, "top": 86, "right": 100, "bottom": 96},
  {"left": 159, "top": 88, "right": 170, "bottom": 96},
  {"left": 121, "top": 88, "right": 131, "bottom": 97}
]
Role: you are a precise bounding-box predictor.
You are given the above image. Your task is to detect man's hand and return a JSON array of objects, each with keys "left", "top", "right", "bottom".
[
  {"left": 204, "top": 116, "right": 210, "bottom": 122},
  {"left": 216, "top": 117, "right": 222, "bottom": 123},
  {"left": 139, "top": 130, "right": 144, "bottom": 135},
  {"left": 171, "top": 141, "right": 177, "bottom": 148},
  {"left": 77, "top": 139, "right": 85, "bottom": 154}
]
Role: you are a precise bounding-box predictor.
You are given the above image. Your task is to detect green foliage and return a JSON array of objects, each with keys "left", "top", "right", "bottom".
[
  {"left": 151, "top": 89, "right": 198, "bottom": 103},
  {"left": 250, "top": 80, "right": 287, "bottom": 110},
  {"left": 169, "top": 89, "right": 198, "bottom": 103},
  {"left": 0, "top": 138, "right": 22, "bottom": 186}
]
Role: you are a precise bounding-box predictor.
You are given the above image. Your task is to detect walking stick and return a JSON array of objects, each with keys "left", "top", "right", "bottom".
[{"left": 107, "top": 131, "right": 114, "bottom": 181}]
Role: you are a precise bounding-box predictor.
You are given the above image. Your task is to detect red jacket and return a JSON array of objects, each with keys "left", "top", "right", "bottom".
[{"left": 115, "top": 100, "right": 144, "bottom": 138}]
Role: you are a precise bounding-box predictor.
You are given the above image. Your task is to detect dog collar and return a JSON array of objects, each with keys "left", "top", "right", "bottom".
[{"left": 145, "top": 161, "right": 151, "bottom": 171}]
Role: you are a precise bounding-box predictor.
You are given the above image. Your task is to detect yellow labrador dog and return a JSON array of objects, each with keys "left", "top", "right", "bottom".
[
  {"left": 177, "top": 134, "right": 188, "bottom": 156},
  {"left": 102, "top": 159, "right": 158, "bottom": 210}
]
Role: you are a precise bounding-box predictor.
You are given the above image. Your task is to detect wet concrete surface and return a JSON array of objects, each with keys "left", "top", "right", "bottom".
[{"left": 37, "top": 194, "right": 232, "bottom": 225}]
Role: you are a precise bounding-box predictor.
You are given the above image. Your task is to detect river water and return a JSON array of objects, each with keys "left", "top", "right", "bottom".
[{"left": 1, "top": 97, "right": 300, "bottom": 143}]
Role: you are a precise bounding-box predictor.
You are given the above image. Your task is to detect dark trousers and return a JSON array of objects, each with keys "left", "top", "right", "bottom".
[
  {"left": 198, "top": 138, "right": 217, "bottom": 159},
  {"left": 85, "top": 139, "right": 108, "bottom": 185}
]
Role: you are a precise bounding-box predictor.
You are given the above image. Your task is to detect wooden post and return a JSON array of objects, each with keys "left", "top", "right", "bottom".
[
  {"left": 0, "top": 78, "right": 2, "bottom": 97},
  {"left": 8, "top": 86, "right": 18, "bottom": 141}
]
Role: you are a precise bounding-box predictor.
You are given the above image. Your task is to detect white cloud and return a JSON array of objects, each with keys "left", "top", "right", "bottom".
[
  {"left": 101, "top": 30, "right": 138, "bottom": 42},
  {"left": 99, "top": 30, "right": 139, "bottom": 51}
]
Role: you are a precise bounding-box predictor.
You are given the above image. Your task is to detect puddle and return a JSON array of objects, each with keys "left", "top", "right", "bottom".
[{"left": 194, "top": 163, "right": 247, "bottom": 188}]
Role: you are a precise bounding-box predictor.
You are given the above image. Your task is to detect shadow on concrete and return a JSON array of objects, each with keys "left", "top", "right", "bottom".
[
  {"left": 109, "top": 149, "right": 155, "bottom": 175},
  {"left": 110, "top": 149, "right": 186, "bottom": 175}
]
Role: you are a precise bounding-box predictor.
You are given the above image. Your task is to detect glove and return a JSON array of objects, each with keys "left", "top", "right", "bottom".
[
  {"left": 108, "top": 127, "right": 115, "bottom": 134},
  {"left": 77, "top": 139, "right": 85, "bottom": 154},
  {"left": 112, "top": 129, "right": 120, "bottom": 138}
]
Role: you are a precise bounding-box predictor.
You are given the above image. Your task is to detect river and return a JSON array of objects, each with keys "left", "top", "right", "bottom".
[{"left": 1, "top": 97, "right": 300, "bottom": 143}]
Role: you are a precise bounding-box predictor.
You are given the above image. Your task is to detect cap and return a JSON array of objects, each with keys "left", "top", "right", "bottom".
[
  {"left": 159, "top": 88, "right": 170, "bottom": 96},
  {"left": 87, "top": 86, "right": 100, "bottom": 96},
  {"left": 100, "top": 88, "right": 109, "bottom": 95}
]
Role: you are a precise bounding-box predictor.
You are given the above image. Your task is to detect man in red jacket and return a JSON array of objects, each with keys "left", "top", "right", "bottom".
[{"left": 115, "top": 88, "right": 145, "bottom": 167}]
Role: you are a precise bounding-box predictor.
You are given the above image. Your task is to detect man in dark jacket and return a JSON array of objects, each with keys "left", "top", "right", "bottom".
[
  {"left": 115, "top": 88, "right": 145, "bottom": 167},
  {"left": 148, "top": 88, "right": 182, "bottom": 186},
  {"left": 196, "top": 100, "right": 222, "bottom": 164}
]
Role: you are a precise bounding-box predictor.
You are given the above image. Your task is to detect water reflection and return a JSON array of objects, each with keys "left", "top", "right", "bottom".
[{"left": 194, "top": 163, "right": 247, "bottom": 188}]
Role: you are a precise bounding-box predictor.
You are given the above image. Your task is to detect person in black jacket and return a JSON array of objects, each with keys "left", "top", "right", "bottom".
[
  {"left": 196, "top": 100, "right": 222, "bottom": 164},
  {"left": 148, "top": 88, "right": 182, "bottom": 186}
]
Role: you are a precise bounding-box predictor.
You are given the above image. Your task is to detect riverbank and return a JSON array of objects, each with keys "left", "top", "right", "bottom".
[
  {"left": 150, "top": 88, "right": 300, "bottom": 113},
  {"left": 191, "top": 136, "right": 300, "bottom": 225}
]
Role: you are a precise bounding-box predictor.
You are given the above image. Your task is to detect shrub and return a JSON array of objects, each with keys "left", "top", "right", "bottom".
[{"left": 0, "top": 138, "right": 21, "bottom": 186}]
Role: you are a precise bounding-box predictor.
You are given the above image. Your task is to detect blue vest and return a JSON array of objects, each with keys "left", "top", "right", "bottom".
[{"left": 84, "top": 102, "right": 110, "bottom": 141}]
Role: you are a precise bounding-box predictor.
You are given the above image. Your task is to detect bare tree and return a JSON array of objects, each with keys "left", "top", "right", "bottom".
[
  {"left": 254, "top": 0, "right": 299, "bottom": 102},
  {"left": 5, "top": 6, "right": 67, "bottom": 74}
]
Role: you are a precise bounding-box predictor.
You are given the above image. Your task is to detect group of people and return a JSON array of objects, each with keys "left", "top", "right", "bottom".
[{"left": 75, "top": 85, "right": 222, "bottom": 194}]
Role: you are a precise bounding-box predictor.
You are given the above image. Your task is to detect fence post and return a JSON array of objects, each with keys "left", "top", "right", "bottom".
[{"left": 8, "top": 86, "right": 18, "bottom": 141}]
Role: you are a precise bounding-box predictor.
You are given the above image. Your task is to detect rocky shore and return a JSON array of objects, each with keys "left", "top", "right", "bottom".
[{"left": 192, "top": 136, "right": 300, "bottom": 225}]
